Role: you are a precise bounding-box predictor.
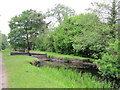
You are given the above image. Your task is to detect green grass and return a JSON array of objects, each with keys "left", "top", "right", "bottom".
[
  {"left": 30, "top": 50, "right": 95, "bottom": 61},
  {"left": 3, "top": 49, "right": 112, "bottom": 88}
]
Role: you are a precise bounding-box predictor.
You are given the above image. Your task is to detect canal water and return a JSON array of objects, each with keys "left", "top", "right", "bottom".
[{"left": 30, "top": 59, "right": 120, "bottom": 88}]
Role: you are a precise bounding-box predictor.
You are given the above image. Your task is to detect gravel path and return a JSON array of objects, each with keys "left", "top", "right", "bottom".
[{"left": 0, "top": 52, "right": 8, "bottom": 89}]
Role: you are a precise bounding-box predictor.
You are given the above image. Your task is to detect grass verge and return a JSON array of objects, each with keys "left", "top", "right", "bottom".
[
  {"left": 3, "top": 49, "right": 111, "bottom": 88},
  {"left": 30, "top": 50, "right": 95, "bottom": 61}
]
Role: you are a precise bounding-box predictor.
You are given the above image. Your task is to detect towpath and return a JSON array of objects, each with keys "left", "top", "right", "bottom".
[{"left": 0, "top": 52, "right": 8, "bottom": 89}]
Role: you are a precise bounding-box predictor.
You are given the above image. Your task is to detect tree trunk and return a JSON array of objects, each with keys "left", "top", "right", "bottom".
[{"left": 26, "top": 30, "right": 31, "bottom": 56}]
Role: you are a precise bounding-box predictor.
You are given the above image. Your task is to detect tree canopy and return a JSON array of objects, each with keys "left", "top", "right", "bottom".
[
  {"left": 0, "top": 32, "right": 9, "bottom": 50},
  {"left": 8, "top": 9, "right": 47, "bottom": 52},
  {"left": 45, "top": 4, "right": 75, "bottom": 28}
]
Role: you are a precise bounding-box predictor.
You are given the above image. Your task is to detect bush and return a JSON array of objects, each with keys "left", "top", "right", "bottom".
[{"left": 97, "top": 40, "right": 120, "bottom": 78}]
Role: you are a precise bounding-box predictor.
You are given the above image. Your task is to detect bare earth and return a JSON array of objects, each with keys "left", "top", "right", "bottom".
[{"left": 0, "top": 53, "right": 8, "bottom": 89}]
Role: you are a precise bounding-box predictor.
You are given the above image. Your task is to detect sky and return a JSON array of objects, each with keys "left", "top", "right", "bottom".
[{"left": 0, "top": 0, "right": 99, "bottom": 35}]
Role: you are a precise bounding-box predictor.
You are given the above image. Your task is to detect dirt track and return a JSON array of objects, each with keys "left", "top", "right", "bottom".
[{"left": 0, "top": 53, "right": 8, "bottom": 89}]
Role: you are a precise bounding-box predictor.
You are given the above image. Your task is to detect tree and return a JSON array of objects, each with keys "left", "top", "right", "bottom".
[
  {"left": 8, "top": 9, "right": 46, "bottom": 54},
  {"left": 2, "top": 34, "right": 9, "bottom": 50},
  {"left": 108, "top": 0, "right": 118, "bottom": 25},
  {"left": 68, "top": 14, "right": 112, "bottom": 58},
  {"left": 8, "top": 28, "right": 27, "bottom": 51},
  {"left": 35, "top": 26, "right": 55, "bottom": 52},
  {"left": 86, "top": 0, "right": 118, "bottom": 39},
  {"left": 86, "top": 0, "right": 118, "bottom": 24},
  {"left": 47, "top": 13, "right": 113, "bottom": 58},
  {"left": 0, "top": 32, "right": 9, "bottom": 50},
  {"left": 52, "top": 25, "right": 73, "bottom": 54},
  {"left": 46, "top": 4, "right": 75, "bottom": 27},
  {"left": 108, "top": 0, "right": 118, "bottom": 38},
  {"left": 97, "top": 39, "right": 120, "bottom": 78}
]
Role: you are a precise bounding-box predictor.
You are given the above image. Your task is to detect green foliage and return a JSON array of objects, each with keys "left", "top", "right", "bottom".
[
  {"left": 97, "top": 40, "right": 120, "bottom": 77},
  {"left": 108, "top": 0, "right": 118, "bottom": 26},
  {"left": 36, "top": 13, "right": 115, "bottom": 59},
  {"left": 73, "top": 22, "right": 113, "bottom": 58},
  {"left": 7, "top": 2, "right": 119, "bottom": 80},
  {"left": 3, "top": 49, "right": 112, "bottom": 88},
  {"left": 48, "top": 13, "right": 114, "bottom": 58},
  {"left": 52, "top": 25, "right": 73, "bottom": 54},
  {"left": 35, "top": 34, "right": 48, "bottom": 51},
  {"left": 86, "top": 0, "right": 118, "bottom": 24},
  {"left": 50, "top": 14, "right": 98, "bottom": 55},
  {"left": 35, "top": 31, "right": 54, "bottom": 52},
  {"left": 0, "top": 32, "right": 9, "bottom": 50},
  {"left": 8, "top": 9, "right": 46, "bottom": 51},
  {"left": 46, "top": 3, "right": 75, "bottom": 25},
  {"left": 34, "top": 10, "right": 119, "bottom": 79},
  {"left": 8, "top": 28, "right": 27, "bottom": 49}
]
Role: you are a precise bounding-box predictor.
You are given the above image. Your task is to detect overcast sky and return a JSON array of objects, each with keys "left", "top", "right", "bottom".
[{"left": 0, "top": 0, "right": 99, "bottom": 35}]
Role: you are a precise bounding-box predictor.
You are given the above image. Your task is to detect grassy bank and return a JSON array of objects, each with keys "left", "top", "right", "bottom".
[
  {"left": 30, "top": 50, "right": 95, "bottom": 61},
  {"left": 3, "top": 49, "right": 111, "bottom": 88}
]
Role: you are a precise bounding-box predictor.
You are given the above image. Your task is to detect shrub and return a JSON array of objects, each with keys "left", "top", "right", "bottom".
[{"left": 97, "top": 40, "right": 120, "bottom": 78}]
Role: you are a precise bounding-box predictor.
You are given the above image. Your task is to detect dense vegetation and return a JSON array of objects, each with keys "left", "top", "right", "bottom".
[
  {"left": 0, "top": 32, "right": 9, "bottom": 50},
  {"left": 36, "top": 14, "right": 113, "bottom": 58},
  {"left": 7, "top": 0, "right": 120, "bottom": 84},
  {"left": 8, "top": 9, "right": 46, "bottom": 53},
  {"left": 3, "top": 49, "right": 112, "bottom": 88}
]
